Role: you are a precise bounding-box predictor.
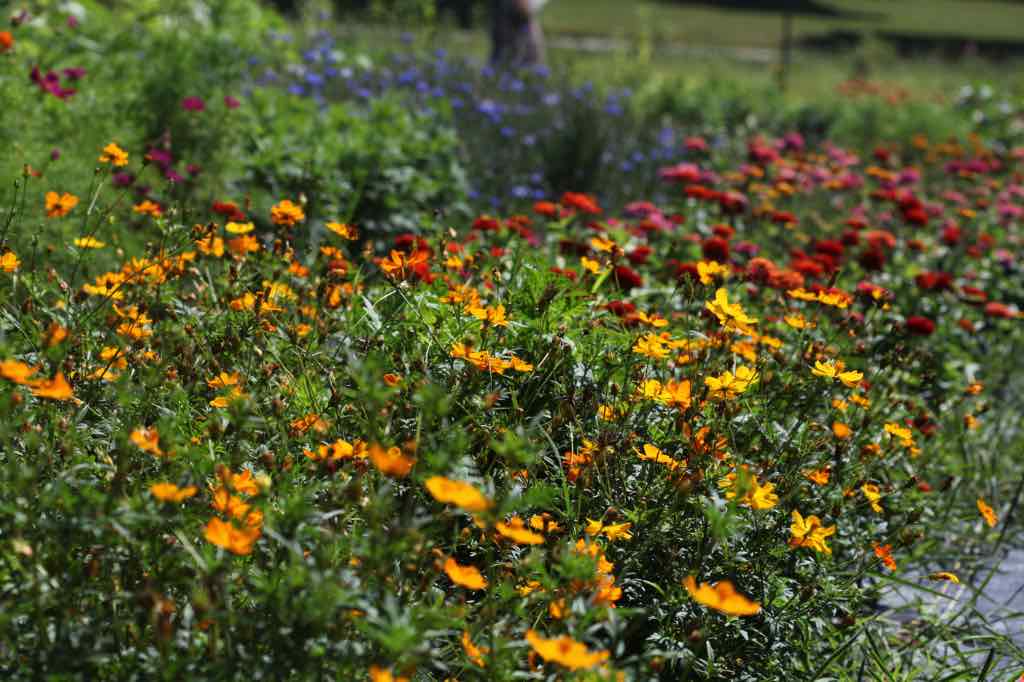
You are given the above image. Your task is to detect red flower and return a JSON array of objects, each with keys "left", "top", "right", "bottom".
[
  {"left": 702, "top": 237, "right": 730, "bottom": 263},
  {"left": 627, "top": 246, "right": 652, "bottom": 265},
  {"left": 534, "top": 201, "right": 559, "bottom": 217},
  {"left": 906, "top": 316, "right": 936, "bottom": 335},
  {"left": 613, "top": 265, "right": 643, "bottom": 291},
  {"left": 984, "top": 302, "right": 1017, "bottom": 319},
  {"left": 560, "top": 192, "right": 602, "bottom": 215},
  {"left": 472, "top": 215, "right": 501, "bottom": 232},
  {"left": 857, "top": 247, "right": 886, "bottom": 271},
  {"left": 941, "top": 225, "right": 961, "bottom": 246}
]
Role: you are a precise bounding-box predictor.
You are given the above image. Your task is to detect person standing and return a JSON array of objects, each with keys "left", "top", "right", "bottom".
[{"left": 490, "top": 0, "right": 547, "bottom": 67}]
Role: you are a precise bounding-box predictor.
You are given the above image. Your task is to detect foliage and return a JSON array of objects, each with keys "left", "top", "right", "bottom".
[{"left": 1, "top": 3, "right": 1024, "bottom": 681}]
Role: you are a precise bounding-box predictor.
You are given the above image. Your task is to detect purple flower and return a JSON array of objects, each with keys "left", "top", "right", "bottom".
[
  {"left": 112, "top": 172, "right": 135, "bottom": 187},
  {"left": 62, "top": 67, "right": 86, "bottom": 81},
  {"left": 181, "top": 96, "right": 205, "bottom": 112},
  {"left": 50, "top": 148, "right": 61, "bottom": 161}
]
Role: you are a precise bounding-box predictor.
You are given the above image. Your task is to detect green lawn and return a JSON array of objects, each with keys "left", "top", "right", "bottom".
[{"left": 541, "top": 0, "right": 1024, "bottom": 48}]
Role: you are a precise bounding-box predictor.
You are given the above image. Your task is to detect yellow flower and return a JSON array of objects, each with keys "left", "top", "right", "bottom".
[
  {"left": 585, "top": 519, "right": 633, "bottom": 542},
  {"left": 524, "top": 630, "right": 610, "bottom": 670},
  {"left": 697, "top": 260, "right": 730, "bottom": 284},
  {"left": 811, "top": 360, "right": 863, "bottom": 388},
  {"left": 467, "top": 304, "right": 509, "bottom": 327},
  {"left": 787, "top": 288, "right": 817, "bottom": 302},
  {"left": 861, "top": 483, "right": 883, "bottom": 513},
  {"left": 977, "top": 498, "right": 998, "bottom": 528},
  {"left": 443, "top": 557, "right": 487, "bottom": 590},
  {"left": 704, "top": 366, "right": 759, "bottom": 400},
  {"left": 580, "top": 256, "right": 602, "bottom": 274},
  {"left": 632, "top": 333, "right": 669, "bottom": 360},
  {"left": 495, "top": 515, "right": 544, "bottom": 545},
  {"left": 98, "top": 142, "right": 129, "bottom": 167},
  {"left": 73, "top": 236, "right": 106, "bottom": 249},
  {"left": 682, "top": 576, "right": 761, "bottom": 616},
  {"left": 204, "top": 517, "right": 260, "bottom": 555},
  {"left": 150, "top": 483, "right": 198, "bottom": 503},
  {"left": 225, "top": 221, "right": 254, "bottom": 234},
  {"left": 424, "top": 476, "right": 492, "bottom": 512},
  {"left": 928, "top": 571, "right": 960, "bottom": 584},
  {"left": 1, "top": 250, "right": 19, "bottom": 272},
  {"left": 45, "top": 191, "right": 79, "bottom": 218},
  {"left": 368, "top": 444, "right": 416, "bottom": 478},
  {"left": 636, "top": 443, "right": 684, "bottom": 471},
  {"left": 589, "top": 236, "right": 617, "bottom": 253},
  {"left": 719, "top": 469, "right": 778, "bottom": 510},
  {"left": 705, "top": 287, "right": 758, "bottom": 331},
  {"left": 883, "top": 422, "right": 913, "bottom": 441},
  {"left": 326, "top": 221, "right": 357, "bottom": 239},
  {"left": 784, "top": 314, "right": 815, "bottom": 329},
  {"left": 270, "top": 199, "right": 305, "bottom": 227},
  {"left": 789, "top": 510, "right": 837, "bottom": 555}
]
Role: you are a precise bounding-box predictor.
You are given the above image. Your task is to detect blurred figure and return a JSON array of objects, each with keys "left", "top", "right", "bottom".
[
  {"left": 437, "top": 0, "right": 475, "bottom": 29},
  {"left": 490, "top": 0, "right": 547, "bottom": 67}
]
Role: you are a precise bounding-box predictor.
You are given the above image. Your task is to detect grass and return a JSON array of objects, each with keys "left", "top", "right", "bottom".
[{"left": 541, "top": 0, "right": 1024, "bottom": 48}]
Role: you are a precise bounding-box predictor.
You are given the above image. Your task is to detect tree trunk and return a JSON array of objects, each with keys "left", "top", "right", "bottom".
[{"left": 490, "top": 0, "right": 546, "bottom": 68}]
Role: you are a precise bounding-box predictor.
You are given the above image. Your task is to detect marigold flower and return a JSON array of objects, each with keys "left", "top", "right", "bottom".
[
  {"left": 29, "top": 372, "right": 75, "bottom": 401},
  {"left": 368, "top": 443, "right": 415, "bottom": 478},
  {"left": 45, "top": 191, "right": 79, "bottom": 218},
  {"left": 204, "top": 517, "right": 260, "bottom": 555},
  {"left": 443, "top": 557, "right": 487, "bottom": 590},
  {"left": 977, "top": 498, "right": 998, "bottom": 528},
  {"left": 682, "top": 576, "right": 761, "bottom": 616},
  {"left": 424, "top": 476, "right": 492, "bottom": 512},
  {"left": 98, "top": 142, "right": 129, "bottom": 167},
  {"left": 150, "top": 483, "right": 198, "bottom": 503},
  {"left": 0, "top": 251, "right": 19, "bottom": 272},
  {"left": 524, "top": 630, "right": 610, "bottom": 670},
  {"left": 789, "top": 510, "right": 836, "bottom": 554},
  {"left": 270, "top": 199, "right": 305, "bottom": 227},
  {"left": 495, "top": 515, "right": 544, "bottom": 544}
]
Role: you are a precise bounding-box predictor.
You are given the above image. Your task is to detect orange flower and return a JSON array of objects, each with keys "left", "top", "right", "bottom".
[
  {"left": 682, "top": 576, "right": 761, "bottom": 616},
  {"left": 461, "top": 630, "right": 489, "bottom": 667},
  {"left": 270, "top": 199, "right": 305, "bottom": 227},
  {"left": 0, "top": 31, "right": 13, "bottom": 52},
  {"left": 1, "top": 359, "right": 39, "bottom": 385},
  {"left": 424, "top": 476, "right": 492, "bottom": 512},
  {"left": 443, "top": 557, "right": 487, "bottom": 590},
  {"left": 45, "top": 192, "right": 79, "bottom": 218},
  {"left": 150, "top": 483, "right": 198, "bottom": 503},
  {"left": 130, "top": 426, "right": 165, "bottom": 457},
  {"left": 133, "top": 200, "right": 163, "bottom": 217},
  {"left": 1, "top": 251, "right": 20, "bottom": 272},
  {"left": 326, "top": 221, "right": 357, "bottom": 239},
  {"left": 204, "top": 517, "right": 260, "bottom": 555},
  {"left": 98, "top": 142, "right": 129, "bottom": 167},
  {"left": 832, "top": 422, "right": 852, "bottom": 439},
  {"left": 368, "top": 443, "right": 415, "bottom": 478},
  {"left": 368, "top": 665, "right": 409, "bottom": 682},
  {"left": 977, "top": 498, "right": 998, "bottom": 528},
  {"left": 524, "top": 630, "right": 609, "bottom": 670},
  {"left": 495, "top": 516, "right": 544, "bottom": 545},
  {"left": 29, "top": 372, "right": 75, "bottom": 401},
  {"left": 872, "top": 543, "right": 897, "bottom": 571}
]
